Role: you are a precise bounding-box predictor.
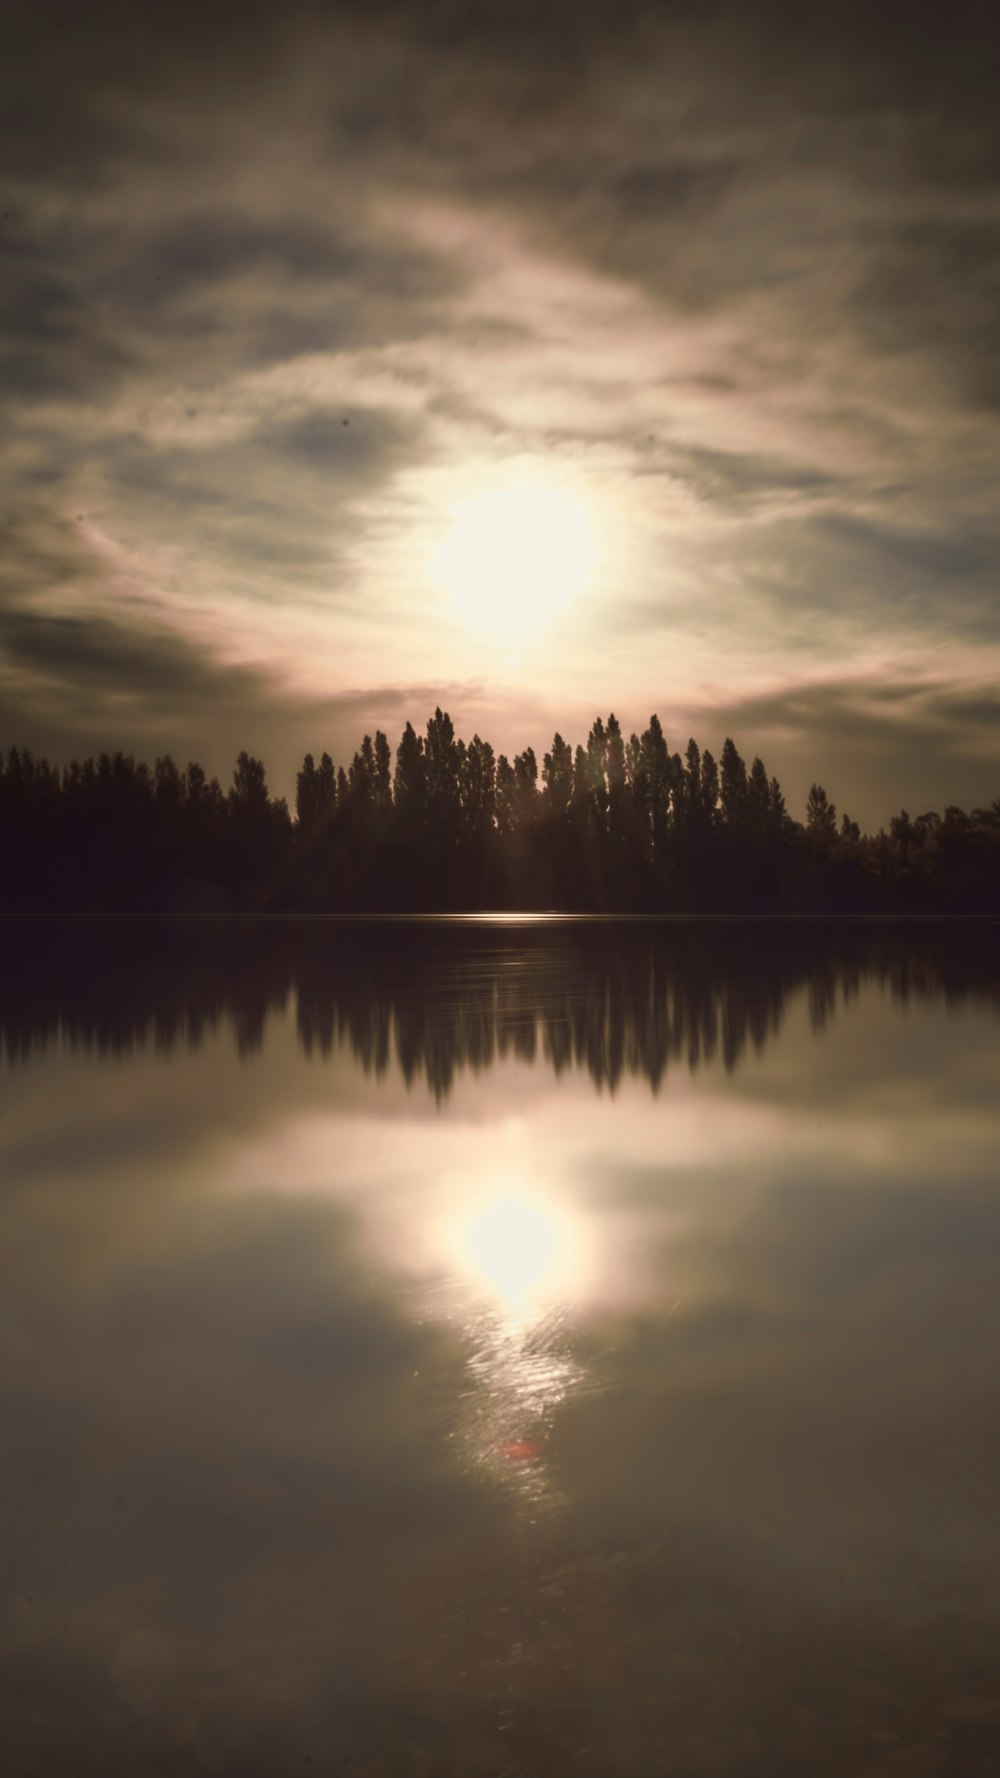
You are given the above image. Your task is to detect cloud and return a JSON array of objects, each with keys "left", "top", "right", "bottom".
[
  {"left": 88, "top": 401, "right": 429, "bottom": 581},
  {"left": 2, "top": 0, "right": 999, "bottom": 816},
  {"left": 649, "top": 443, "right": 841, "bottom": 514},
  {"left": 0, "top": 597, "right": 489, "bottom": 798},
  {"left": 0, "top": 236, "right": 133, "bottom": 401},
  {"left": 720, "top": 674, "right": 1000, "bottom": 749},
  {"left": 696, "top": 673, "right": 1000, "bottom": 822},
  {"left": 1, "top": 607, "right": 259, "bottom": 700}
]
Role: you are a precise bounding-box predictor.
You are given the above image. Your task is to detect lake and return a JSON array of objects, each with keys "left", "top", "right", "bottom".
[{"left": 2, "top": 920, "right": 999, "bottom": 1777}]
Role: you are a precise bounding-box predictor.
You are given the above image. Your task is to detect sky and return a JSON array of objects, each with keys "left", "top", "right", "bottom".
[{"left": 3, "top": 0, "right": 999, "bottom": 827}]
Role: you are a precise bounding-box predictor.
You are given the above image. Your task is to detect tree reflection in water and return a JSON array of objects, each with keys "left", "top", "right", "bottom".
[{"left": 2, "top": 919, "right": 997, "bottom": 1093}]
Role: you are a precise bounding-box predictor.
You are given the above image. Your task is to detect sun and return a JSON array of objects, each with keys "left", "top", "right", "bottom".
[{"left": 430, "top": 480, "right": 598, "bottom": 639}]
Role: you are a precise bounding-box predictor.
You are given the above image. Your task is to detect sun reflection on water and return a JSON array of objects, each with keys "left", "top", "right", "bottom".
[
  {"left": 439, "top": 1178, "right": 591, "bottom": 1497},
  {"left": 445, "top": 1178, "right": 588, "bottom": 1325},
  {"left": 467, "top": 1194, "right": 554, "bottom": 1308}
]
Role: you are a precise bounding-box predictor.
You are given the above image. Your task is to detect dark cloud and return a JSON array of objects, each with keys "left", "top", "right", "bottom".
[
  {"left": 856, "top": 215, "right": 1000, "bottom": 406},
  {"left": 1, "top": 607, "right": 256, "bottom": 700},
  {"left": 812, "top": 511, "right": 1000, "bottom": 594},
  {"left": 118, "top": 214, "right": 370, "bottom": 294},
  {"left": 651, "top": 443, "right": 840, "bottom": 509},
  {"left": 700, "top": 674, "right": 1000, "bottom": 822},
  {"left": 87, "top": 213, "right": 465, "bottom": 358},
  {"left": 610, "top": 159, "right": 739, "bottom": 220},
  {"left": 0, "top": 205, "right": 465, "bottom": 413},
  {"left": 103, "top": 403, "right": 422, "bottom": 513},
  {"left": 717, "top": 674, "right": 1000, "bottom": 749},
  {"left": 928, "top": 688, "right": 1000, "bottom": 728},
  {"left": 0, "top": 236, "right": 133, "bottom": 400},
  {"left": 0, "top": 599, "right": 483, "bottom": 795},
  {"left": 265, "top": 404, "right": 421, "bottom": 474},
  {"left": 84, "top": 402, "right": 430, "bottom": 584},
  {"left": 0, "top": 507, "right": 100, "bottom": 598}
]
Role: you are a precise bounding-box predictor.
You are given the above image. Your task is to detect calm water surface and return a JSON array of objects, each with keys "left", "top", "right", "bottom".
[{"left": 2, "top": 922, "right": 999, "bottom": 1777}]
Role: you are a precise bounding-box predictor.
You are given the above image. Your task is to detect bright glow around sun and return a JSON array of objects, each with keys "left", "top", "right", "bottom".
[
  {"left": 443, "top": 1177, "right": 588, "bottom": 1321},
  {"left": 430, "top": 480, "right": 598, "bottom": 638}
]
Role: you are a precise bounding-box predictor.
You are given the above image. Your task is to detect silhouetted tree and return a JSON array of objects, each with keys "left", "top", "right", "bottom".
[
  {"left": 605, "top": 714, "right": 627, "bottom": 849},
  {"left": 640, "top": 714, "right": 672, "bottom": 870},
  {"left": 373, "top": 731, "right": 392, "bottom": 811},
  {"left": 747, "top": 756, "right": 770, "bottom": 828},
  {"left": 542, "top": 732, "right": 573, "bottom": 821},
  {"left": 3, "top": 715, "right": 998, "bottom": 914},
  {"left": 806, "top": 782, "right": 837, "bottom": 847},
  {"left": 720, "top": 737, "right": 748, "bottom": 827},
  {"left": 700, "top": 748, "right": 720, "bottom": 824}
]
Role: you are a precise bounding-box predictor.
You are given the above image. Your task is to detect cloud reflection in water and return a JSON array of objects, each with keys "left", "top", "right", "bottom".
[{"left": 3, "top": 923, "right": 1000, "bottom": 1774}]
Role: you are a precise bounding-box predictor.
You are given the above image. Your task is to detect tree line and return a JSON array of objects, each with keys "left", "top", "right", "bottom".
[{"left": 2, "top": 709, "right": 998, "bottom": 911}]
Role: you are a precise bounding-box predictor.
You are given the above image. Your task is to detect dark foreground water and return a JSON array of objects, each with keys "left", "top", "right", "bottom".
[{"left": 2, "top": 920, "right": 1000, "bottom": 1778}]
